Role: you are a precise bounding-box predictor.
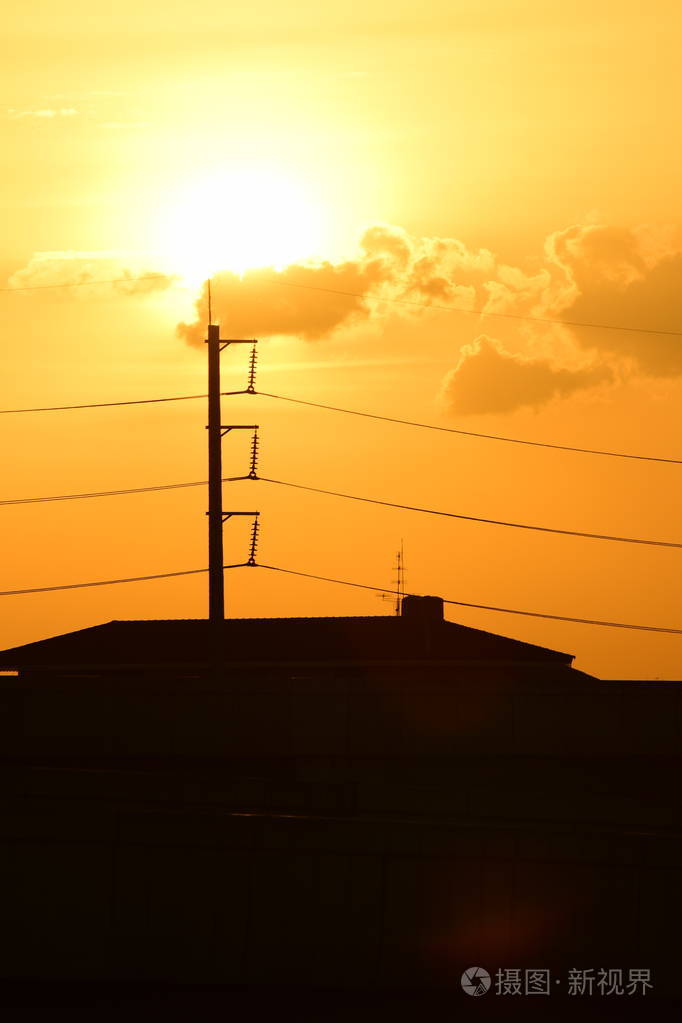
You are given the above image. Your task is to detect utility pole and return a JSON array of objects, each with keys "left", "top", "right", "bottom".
[
  {"left": 207, "top": 322, "right": 224, "bottom": 623},
  {"left": 205, "top": 292, "right": 257, "bottom": 623}
]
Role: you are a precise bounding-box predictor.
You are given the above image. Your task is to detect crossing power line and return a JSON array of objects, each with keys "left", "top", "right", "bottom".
[
  {"left": 256, "top": 392, "right": 682, "bottom": 465},
  {"left": 1, "top": 559, "right": 681, "bottom": 636},
  {"left": 1, "top": 386, "right": 680, "bottom": 466},
  {"left": 0, "top": 564, "right": 248, "bottom": 596},
  {"left": 2, "top": 472, "right": 681, "bottom": 550},
  {"left": 0, "top": 392, "right": 213, "bottom": 414},
  {"left": 257, "top": 565, "right": 682, "bottom": 635},
  {"left": 0, "top": 479, "right": 210, "bottom": 505},
  {"left": 3, "top": 268, "right": 682, "bottom": 339},
  {"left": 269, "top": 277, "right": 682, "bottom": 339},
  {"left": 0, "top": 273, "right": 175, "bottom": 293},
  {"left": 257, "top": 477, "right": 682, "bottom": 549}
]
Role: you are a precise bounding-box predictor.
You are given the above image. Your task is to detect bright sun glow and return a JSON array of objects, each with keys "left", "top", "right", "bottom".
[{"left": 159, "top": 168, "right": 324, "bottom": 282}]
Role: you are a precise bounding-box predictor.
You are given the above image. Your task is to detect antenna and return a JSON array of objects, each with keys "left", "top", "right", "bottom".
[
  {"left": 377, "top": 541, "right": 406, "bottom": 615},
  {"left": 207, "top": 278, "right": 213, "bottom": 326},
  {"left": 394, "top": 540, "right": 405, "bottom": 616}
]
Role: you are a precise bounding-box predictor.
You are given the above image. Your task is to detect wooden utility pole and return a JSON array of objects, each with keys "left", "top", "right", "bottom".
[
  {"left": 205, "top": 288, "right": 259, "bottom": 622},
  {"left": 207, "top": 322, "right": 225, "bottom": 622}
]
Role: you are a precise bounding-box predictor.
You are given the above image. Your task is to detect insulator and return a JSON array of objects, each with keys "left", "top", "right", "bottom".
[
  {"left": 249, "top": 429, "right": 260, "bottom": 478},
  {"left": 247, "top": 345, "right": 258, "bottom": 393},
  {"left": 247, "top": 517, "right": 260, "bottom": 565}
]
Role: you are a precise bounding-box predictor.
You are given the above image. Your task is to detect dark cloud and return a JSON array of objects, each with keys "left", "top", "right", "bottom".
[{"left": 442, "top": 336, "right": 612, "bottom": 415}]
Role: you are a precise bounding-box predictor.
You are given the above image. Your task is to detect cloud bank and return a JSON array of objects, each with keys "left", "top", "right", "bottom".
[
  {"left": 178, "top": 219, "right": 682, "bottom": 413},
  {"left": 12, "top": 219, "right": 682, "bottom": 416},
  {"left": 546, "top": 224, "right": 682, "bottom": 377},
  {"left": 176, "top": 224, "right": 493, "bottom": 344},
  {"left": 442, "top": 336, "right": 612, "bottom": 415}
]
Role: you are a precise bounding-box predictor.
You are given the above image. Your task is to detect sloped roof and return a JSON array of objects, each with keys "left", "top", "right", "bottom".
[{"left": 0, "top": 615, "right": 574, "bottom": 670}]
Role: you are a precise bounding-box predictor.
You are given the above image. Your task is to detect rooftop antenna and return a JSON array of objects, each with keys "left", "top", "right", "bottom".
[
  {"left": 377, "top": 541, "right": 406, "bottom": 615},
  {"left": 395, "top": 540, "right": 405, "bottom": 616}
]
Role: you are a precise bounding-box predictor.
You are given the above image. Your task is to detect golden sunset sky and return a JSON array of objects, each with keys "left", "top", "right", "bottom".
[{"left": 2, "top": 1, "right": 682, "bottom": 678}]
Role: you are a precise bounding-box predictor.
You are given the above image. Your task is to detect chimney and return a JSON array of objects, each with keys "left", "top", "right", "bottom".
[{"left": 400, "top": 595, "right": 444, "bottom": 624}]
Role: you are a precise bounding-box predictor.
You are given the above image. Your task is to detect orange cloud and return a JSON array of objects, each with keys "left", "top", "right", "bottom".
[
  {"left": 442, "top": 336, "right": 612, "bottom": 415},
  {"left": 177, "top": 225, "right": 496, "bottom": 344},
  {"left": 176, "top": 258, "right": 391, "bottom": 344},
  {"left": 545, "top": 224, "right": 682, "bottom": 376},
  {"left": 177, "top": 219, "right": 682, "bottom": 412}
]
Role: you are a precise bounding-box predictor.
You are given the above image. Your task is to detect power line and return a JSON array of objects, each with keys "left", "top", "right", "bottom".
[
  {"left": 3, "top": 266, "right": 682, "bottom": 339},
  {"left": 256, "top": 564, "right": 682, "bottom": 635},
  {"left": 0, "top": 390, "right": 256, "bottom": 415},
  {"left": 0, "top": 272, "right": 175, "bottom": 294},
  {"left": 0, "top": 476, "right": 250, "bottom": 507},
  {"left": 2, "top": 385, "right": 679, "bottom": 466},
  {"left": 1, "top": 557, "right": 681, "bottom": 635},
  {"left": 257, "top": 391, "right": 682, "bottom": 465},
  {"left": 0, "top": 480, "right": 209, "bottom": 506},
  {"left": 0, "top": 392, "right": 213, "bottom": 415},
  {"left": 269, "top": 276, "right": 682, "bottom": 339},
  {"left": 258, "top": 477, "right": 682, "bottom": 549},
  {"left": 3, "top": 471, "right": 680, "bottom": 550},
  {"left": 0, "top": 564, "right": 247, "bottom": 597}
]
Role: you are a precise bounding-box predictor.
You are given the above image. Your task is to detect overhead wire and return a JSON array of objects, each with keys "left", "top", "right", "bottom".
[
  {"left": 0, "top": 564, "right": 247, "bottom": 597},
  {"left": 256, "top": 391, "right": 682, "bottom": 465},
  {"left": 268, "top": 276, "right": 682, "bottom": 339},
  {"left": 2, "top": 269, "right": 682, "bottom": 639},
  {"left": 2, "top": 472, "right": 681, "bottom": 551},
  {"left": 0, "top": 480, "right": 209, "bottom": 506},
  {"left": 2, "top": 266, "right": 682, "bottom": 337},
  {"left": 257, "top": 477, "right": 682, "bottom": 549},
  {"left": 4, "top": 558, "right": 677, "bottom": 635},
  {"left": 1, "top": 385, "right": 680, "bottom": 467},
  {"left": 256, "top": 565, "right": 682, "bottom": 635},
  {"left": 0, "top": 476, "right": 249, "bottom": 506},
  {"left": 0, "top": 392, "right": 213, "bottom": 415},
  {"left": 0, "top": 272, "right": 175, "bottom": 293}
]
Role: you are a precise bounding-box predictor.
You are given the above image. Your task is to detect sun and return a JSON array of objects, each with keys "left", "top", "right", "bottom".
[{"left": 158, "top": 167, "right": 324, "bottom": 283}]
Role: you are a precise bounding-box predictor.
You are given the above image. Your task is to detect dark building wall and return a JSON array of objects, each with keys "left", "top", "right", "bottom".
[
  {"left": 2, "top": 666, "right": 681, "bottom": 759},
  {"left": 0, "top": 790, "right": 679, "bottom": 993},
  {"left": 1, "top": 663, "right": 679, "bottom": 994}
]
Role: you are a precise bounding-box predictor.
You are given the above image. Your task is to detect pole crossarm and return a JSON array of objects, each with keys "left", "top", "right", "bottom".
[
  {"left": 217, "top": 339, "right": 258, "bottom": 352},
  {"left": 222, "top": 511, "right": 259, "bottom": 523},
  {"left": 221, "top": 424, "right": 258, "bottom": 437}
]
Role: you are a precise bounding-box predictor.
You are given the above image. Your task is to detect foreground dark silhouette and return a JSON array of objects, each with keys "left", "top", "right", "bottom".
[{"left": 0, "top": 596, "right": 679, "bottom": 1011}]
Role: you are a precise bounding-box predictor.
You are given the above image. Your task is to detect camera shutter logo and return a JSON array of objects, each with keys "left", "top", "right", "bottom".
[{"left": 461, "top": 967, "right": 491, "bottom": 996}]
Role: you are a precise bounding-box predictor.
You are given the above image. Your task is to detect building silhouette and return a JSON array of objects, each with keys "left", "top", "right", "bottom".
[{"left": 0, "top": 595, "right": 679, "bottom": 1003}]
